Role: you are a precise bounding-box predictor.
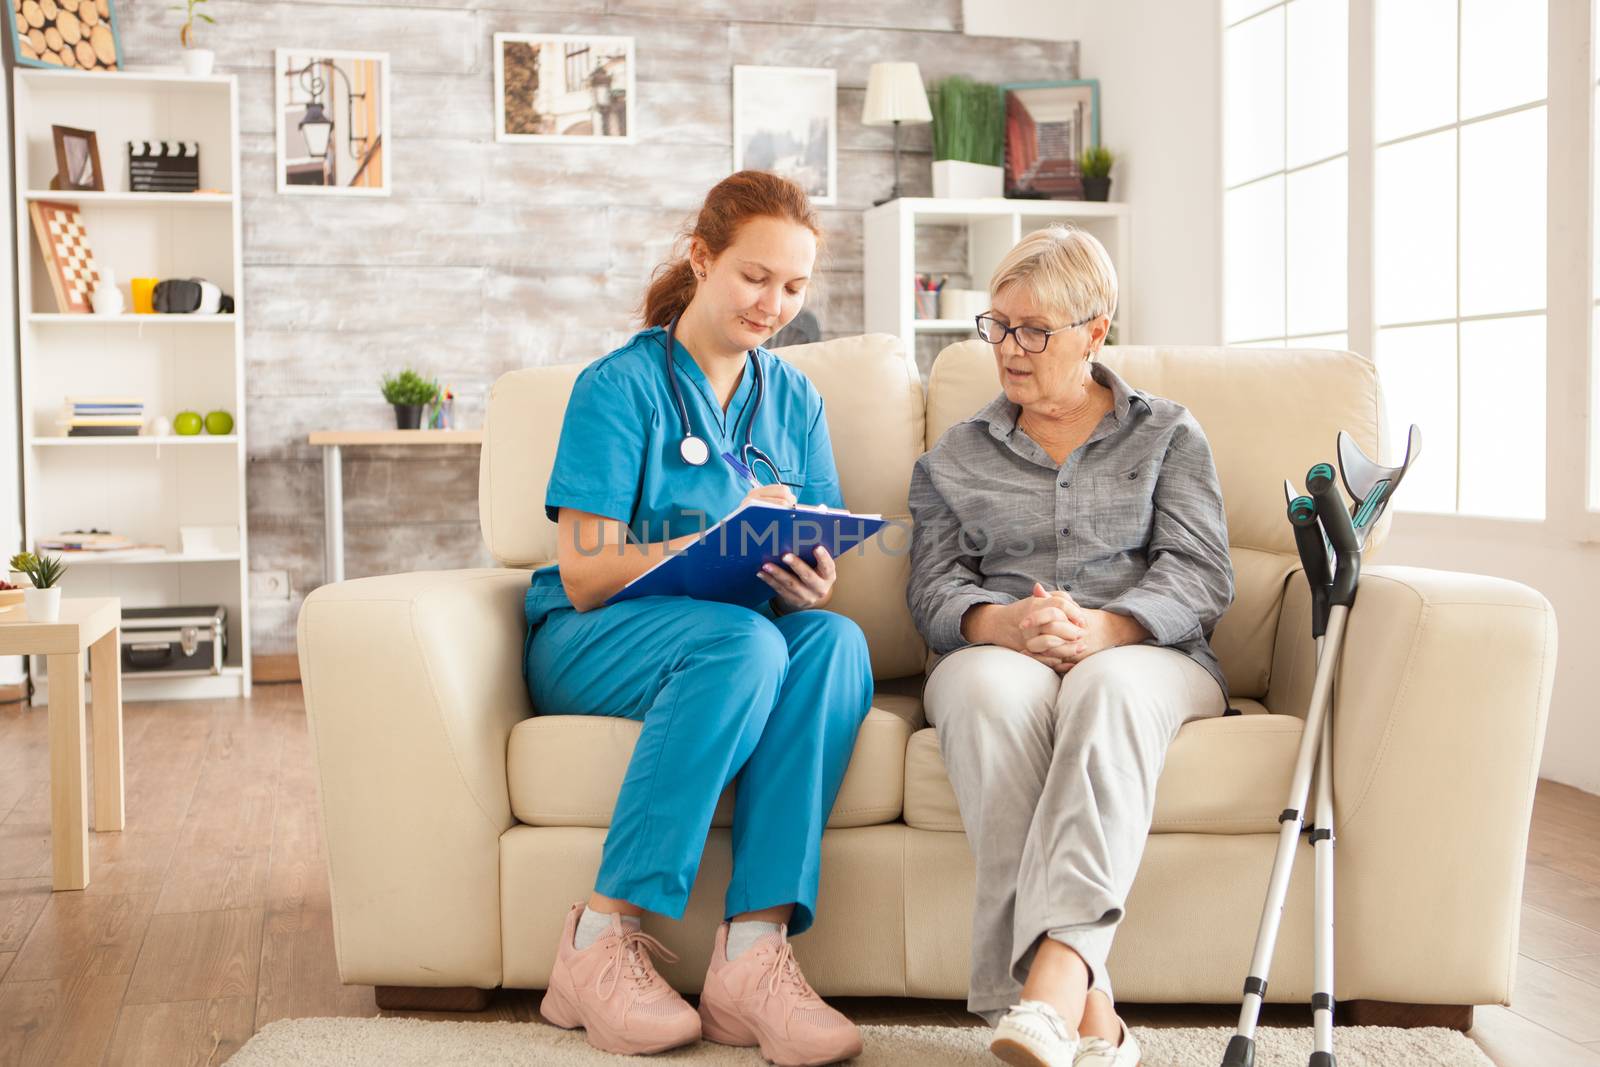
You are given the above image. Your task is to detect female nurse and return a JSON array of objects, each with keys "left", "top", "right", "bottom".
[{"left": 524, "top": 170, "right": 873, "bottom": 1067}]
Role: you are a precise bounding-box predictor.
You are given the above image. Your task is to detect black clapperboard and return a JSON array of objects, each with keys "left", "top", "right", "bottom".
[{"left": 127, "top": 141, "right": 201, "bottom": 193}]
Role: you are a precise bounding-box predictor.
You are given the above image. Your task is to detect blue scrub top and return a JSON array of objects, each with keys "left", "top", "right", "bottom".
[{"left": 528, "top": 325, "right": 846, "bottom": 613}]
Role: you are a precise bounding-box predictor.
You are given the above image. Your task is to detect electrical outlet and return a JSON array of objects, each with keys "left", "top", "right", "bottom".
[{"left": 250, "top": 570, "right": 290, "bottom": 600}]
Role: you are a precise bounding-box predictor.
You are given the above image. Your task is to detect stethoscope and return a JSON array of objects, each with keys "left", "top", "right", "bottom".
[{"left": 664, "top": 314, "right": 797, "bottom": 487}]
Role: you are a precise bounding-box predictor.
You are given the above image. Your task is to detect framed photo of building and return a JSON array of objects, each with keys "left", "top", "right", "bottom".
[
  {"left": 495, "top": 33, "right": 635, "bottom": 143},
  {"left": 275, "top": 49, "right": 391, "bottom": 196},
  {"left": 732, "top": 65, "right": 836, "bottom": 206},
  {"left": 1001, "top": 79, "right": 1100, "bottom": 200}
]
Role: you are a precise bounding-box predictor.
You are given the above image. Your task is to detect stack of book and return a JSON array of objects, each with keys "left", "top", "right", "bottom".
[{"left": 63, "top": 397, "right": 143, "bottom": 437}]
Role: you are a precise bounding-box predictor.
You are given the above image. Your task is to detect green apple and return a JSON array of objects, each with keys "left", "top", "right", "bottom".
[
  {"left": 173, "top": 411, "right": 203, "bottom": 435},
  {"left": 204, "top": 410, "right": 234, "bottom": 435}
]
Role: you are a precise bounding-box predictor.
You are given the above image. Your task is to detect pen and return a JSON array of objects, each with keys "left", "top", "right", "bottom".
[{"left": 721, "top": 450, "right": 760, "bottom": 490}]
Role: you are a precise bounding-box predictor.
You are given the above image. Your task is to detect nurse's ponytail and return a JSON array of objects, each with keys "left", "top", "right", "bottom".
[{"left": 640, "top": 170, "right": 824, "bottom": 328}]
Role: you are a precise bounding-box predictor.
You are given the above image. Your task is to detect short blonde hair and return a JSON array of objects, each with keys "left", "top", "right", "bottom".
[{"left": 987, "top": 225, "right": 1118, "bottom": 327}]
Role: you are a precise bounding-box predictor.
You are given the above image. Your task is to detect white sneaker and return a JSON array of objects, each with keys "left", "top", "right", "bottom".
[
  {"left": 990, "top": 999, "right": 1080, "bottom": 1067},
  {"left": 1073, "top": 1016, "right": 1141, "bottom": 1067}
]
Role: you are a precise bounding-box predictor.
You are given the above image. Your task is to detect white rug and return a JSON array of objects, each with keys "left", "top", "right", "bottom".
[{"left": 228, "top": 1016, "right": 1496, "bottom": 1066}]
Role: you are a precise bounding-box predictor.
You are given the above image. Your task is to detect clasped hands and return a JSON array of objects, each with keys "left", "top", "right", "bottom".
[{"left": 1003, "top": 582, "right": 1131, "bottom": 674}]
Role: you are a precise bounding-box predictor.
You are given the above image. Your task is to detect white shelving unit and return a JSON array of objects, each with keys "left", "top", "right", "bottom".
[
  {"left": 13, "top": 68, "right": 251, "bottom": 702},
  {"left": 863, "top": 197, "right": 1133, "bottom": 377}
]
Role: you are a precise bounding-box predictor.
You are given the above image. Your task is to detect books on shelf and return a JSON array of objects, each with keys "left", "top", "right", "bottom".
[
  {"left": 61, "top": 396, "right": 143, "bottom": 436},
  {"left": 37, "top": 530, "right": 138, "bottom": 552}
]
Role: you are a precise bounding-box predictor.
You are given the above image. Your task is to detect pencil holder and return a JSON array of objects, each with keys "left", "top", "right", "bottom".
[{"left": 914, "top": 290, "right": 940, "bottom": 319}]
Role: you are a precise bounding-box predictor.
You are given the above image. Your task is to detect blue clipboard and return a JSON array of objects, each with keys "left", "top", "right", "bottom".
[{"left": 604, "top": 502, "right": 889, "bottom": 609}]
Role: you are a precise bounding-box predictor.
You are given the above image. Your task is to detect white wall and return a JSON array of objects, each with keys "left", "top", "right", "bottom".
[
  {"left": 967, "top": 0, "right": 1597, "bottom": 795},
  {"left": 963, "top": 0, "right": 1225, "bottom": 345}
]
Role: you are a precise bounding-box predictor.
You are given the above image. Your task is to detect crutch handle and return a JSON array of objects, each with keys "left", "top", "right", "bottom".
[
  {"left": 1288, "top": 495, "right": 1332, "bottom": 638},
  {"left": 1307, "top": 463, "right": 1361, "bottom": 606}
]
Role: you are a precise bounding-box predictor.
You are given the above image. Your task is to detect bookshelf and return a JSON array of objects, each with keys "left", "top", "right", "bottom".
[
  {"left": 862, "top": 197, "right": 1133, "bottom": 378},
  {"left": 13, "top": 67, "right": 251, "bottom": 702}
]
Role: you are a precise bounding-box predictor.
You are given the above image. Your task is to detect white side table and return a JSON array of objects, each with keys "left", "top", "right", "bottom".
[
  {"left": 0, "top": 596, "right": 124, "bottom": 890},
  {"left": 308, "top": 430, "right": 484, "bottom": 585}
]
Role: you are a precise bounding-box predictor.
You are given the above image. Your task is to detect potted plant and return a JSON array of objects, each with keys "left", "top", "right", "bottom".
[
  {"left": 9, "top": 552, "right": 67, "bottom": 623},
  {"left": 171, "top": 0, "right": 215, "bottom": 76},
  {"left": 1080, "top": 145, "right": 1115, "bottom": 202},
  {"left": 930, "top": 76, "right": 1003, "bottom": 199},
  {"left": 381, "top": 369, "right": 440, "bottom": 430}
]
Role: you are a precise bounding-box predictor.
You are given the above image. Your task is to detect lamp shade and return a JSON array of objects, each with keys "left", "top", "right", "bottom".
[{"left": 861, "top": 62, "right": 933, "bottom": 126}]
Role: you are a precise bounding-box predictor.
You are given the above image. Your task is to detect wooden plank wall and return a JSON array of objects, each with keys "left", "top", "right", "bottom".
[{"left": 113, "top": 0, "right": 1078, "bottom": 656}]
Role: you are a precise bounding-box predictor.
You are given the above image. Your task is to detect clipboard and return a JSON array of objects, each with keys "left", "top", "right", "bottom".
[{"left": 604, "top": 501, "right": 889, "bottom": 608}]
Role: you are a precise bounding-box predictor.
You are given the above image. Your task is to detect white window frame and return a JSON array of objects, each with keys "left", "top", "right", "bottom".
[
  {"left": 1226, "top": 0, "right": 1599, "bottom": 543},
  {"left": 1223, "top": 0, "right": 1350, "bottom": 350}
]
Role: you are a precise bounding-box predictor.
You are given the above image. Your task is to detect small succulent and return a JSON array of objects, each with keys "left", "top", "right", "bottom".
[
  {"left": 9, "top": 551, "right": 67, "bottom": 589},
  {"left": 170, "top": 0, "right": 214, "bottom": 49},
  {"left": 380, "top": 369, "right": 441, "bottom": 407},
  {"left": 1080, "top": 145, "right": 1115, "bottom": 179}
]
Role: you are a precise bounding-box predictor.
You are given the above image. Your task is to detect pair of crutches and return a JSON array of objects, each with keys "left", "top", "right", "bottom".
[{"left": 1221, "top": 424, "right": 1423, "bottom": 1067}]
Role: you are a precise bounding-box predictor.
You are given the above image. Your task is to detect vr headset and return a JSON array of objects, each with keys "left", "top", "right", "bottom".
[{"left": 152, "top": 278, "right": 235, "bottom": 314}]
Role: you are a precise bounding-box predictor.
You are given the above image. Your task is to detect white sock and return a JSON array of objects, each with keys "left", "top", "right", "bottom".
[
  {"left": 574, "top": 906, "right": 640, "bottom": 951},
  {"left": 726, "top": 919, "right": 784, "bottom": 960}
]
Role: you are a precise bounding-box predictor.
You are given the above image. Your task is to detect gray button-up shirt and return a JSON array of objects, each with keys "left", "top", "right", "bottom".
[{"left": 906, "top": 360, "right": 1235, "bottom": 702}]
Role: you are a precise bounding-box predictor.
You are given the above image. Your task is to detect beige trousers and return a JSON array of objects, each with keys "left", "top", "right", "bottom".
[{"left": 924, "top": 642, "right": 1226, "bottom": 1024}]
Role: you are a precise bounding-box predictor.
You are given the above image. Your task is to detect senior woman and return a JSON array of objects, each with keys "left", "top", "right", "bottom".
[{"left": 907, "top": 225, "right": 1234, "bottom": 1067}]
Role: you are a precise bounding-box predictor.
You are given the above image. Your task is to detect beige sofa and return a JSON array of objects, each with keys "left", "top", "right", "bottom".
[{"left": 297, "top": 335, "right": 1556, "bottom": 1023}]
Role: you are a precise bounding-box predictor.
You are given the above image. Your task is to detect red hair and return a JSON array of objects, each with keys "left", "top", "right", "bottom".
[{"left": 639, "top": 170, "right": 824, "bottom": 328}]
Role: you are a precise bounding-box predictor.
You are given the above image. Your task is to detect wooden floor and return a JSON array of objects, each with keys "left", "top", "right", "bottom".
[{"left": 1, "top": 684, "right": 1598, "bottom": 1067}]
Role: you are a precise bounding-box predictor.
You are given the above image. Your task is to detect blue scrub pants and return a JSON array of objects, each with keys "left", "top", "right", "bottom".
[{"left": 523, "top": 594, "right": 873, "bottom": 937}]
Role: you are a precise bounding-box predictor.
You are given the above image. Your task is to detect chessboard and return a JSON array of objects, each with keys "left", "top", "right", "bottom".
[{"left": 28, "top": 199, "right": 100, "bottom": 314}]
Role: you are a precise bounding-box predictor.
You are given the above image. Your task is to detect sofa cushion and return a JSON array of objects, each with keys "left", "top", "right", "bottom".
[
  {"left": 902, "top": 699, "right": 1305, "bottom": 835},
  {"left": 509, "top": 699, "right": 917, "bottom": 830}
]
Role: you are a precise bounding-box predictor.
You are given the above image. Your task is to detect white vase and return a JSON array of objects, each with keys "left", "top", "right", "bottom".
[
  {"left": 91, "top": 267, "right": 125, "bottom": 315},
  {"left": 182, "top": 48, "right": 215, "bottom": 76},
  {"left": 931, "top": 160, "right": 1004, "bottom": 199},
  {"left": 23, "top": 587, "right": 60, "bottom": 622}
]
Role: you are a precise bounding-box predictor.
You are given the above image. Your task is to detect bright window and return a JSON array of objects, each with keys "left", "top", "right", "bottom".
[
  {"left": 1223, "top": 0, "right": 1349, "bottom": 351},
  {"left": 1374, "top": 0, "right": 1547, "bottom": 519}
]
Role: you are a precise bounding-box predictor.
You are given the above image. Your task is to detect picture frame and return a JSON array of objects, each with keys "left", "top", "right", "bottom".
[
  {"left": 732, "top": 65, "right": 837, "bottom": 206},
  {"left": 275, "top": 48, "right": 392, "bottom": 196},
  {"left": 495, "top": 33, "right": 636, "bottom": 144},
  {"left": 51, "top": 125, "right": 103, "bottom": 192},
  {"left": 1000, "top": 79, "right": 1101, "bottom": 200},
  {"left": 7, "top": 0, "right": 123, "bottom": 71}
]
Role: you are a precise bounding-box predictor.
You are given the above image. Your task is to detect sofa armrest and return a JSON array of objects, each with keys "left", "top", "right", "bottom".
[
  {"left": 296, "top": 567, "right": 533, "bottom": 989},
  {"left": 1266, "top": 564, "right": 1557, "bottom": 1005}
]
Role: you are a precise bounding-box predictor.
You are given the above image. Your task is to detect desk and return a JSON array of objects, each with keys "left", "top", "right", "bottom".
[
  {"left": 308, "top": 430, "right": 485, "bottom": 585},
  {"left": 0, "top": 597, "right": 124, "bottom": 890}
]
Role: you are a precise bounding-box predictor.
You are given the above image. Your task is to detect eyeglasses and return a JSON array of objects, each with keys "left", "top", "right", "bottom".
[{"left": 974, "top": 312, "right": 1100, "bottom": 354}]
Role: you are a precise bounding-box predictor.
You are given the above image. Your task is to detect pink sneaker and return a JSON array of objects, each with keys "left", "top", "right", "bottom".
[
  {"left": 697, "top": 921, "right": 863, "bottom": 1066},
  {"left": 539, "top": 902, "right": 701, "bottom": 1055}
]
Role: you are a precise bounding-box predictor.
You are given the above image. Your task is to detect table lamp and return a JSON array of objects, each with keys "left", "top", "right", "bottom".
[{"left": 862, "top": 62, "right": 933, "bottom": 206}]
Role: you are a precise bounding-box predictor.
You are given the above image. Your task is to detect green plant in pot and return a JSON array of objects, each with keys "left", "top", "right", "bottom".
[
  {"left": 931, "top": 76, "right": 1003, "bottom": 199},
  {"left": 9, "top": 551, "right": 68, "bottom": 622},
  {"left": 380, "top": 369, "right": 440, "bottom": 430},
  {"left": 1080, "top": 145, "right": 1115, "bottom": 202}
]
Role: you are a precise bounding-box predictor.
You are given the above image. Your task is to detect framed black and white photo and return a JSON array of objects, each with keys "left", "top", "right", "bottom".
[
  {"left": 51, "top": 126, "right": 102, "bottom": 192},
  {"left": 732, "top": 65, "right": 837, "bottom": 206},
  {"left": 495, "top": 33, "right": 635, "bottom": 143},
  {"left": 275, "top": 49, "right": 391, "bottom": 196}
]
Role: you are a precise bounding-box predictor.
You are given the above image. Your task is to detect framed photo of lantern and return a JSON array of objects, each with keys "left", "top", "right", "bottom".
[
  {"left": 494, "top": 33, "right": 635, "bottom": 143},
  {"left": 275, "top": 48, "right": 392, "bottom": 196},
  {"left": 8, "top": 0, "right": 123, "bottom": 71}
]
